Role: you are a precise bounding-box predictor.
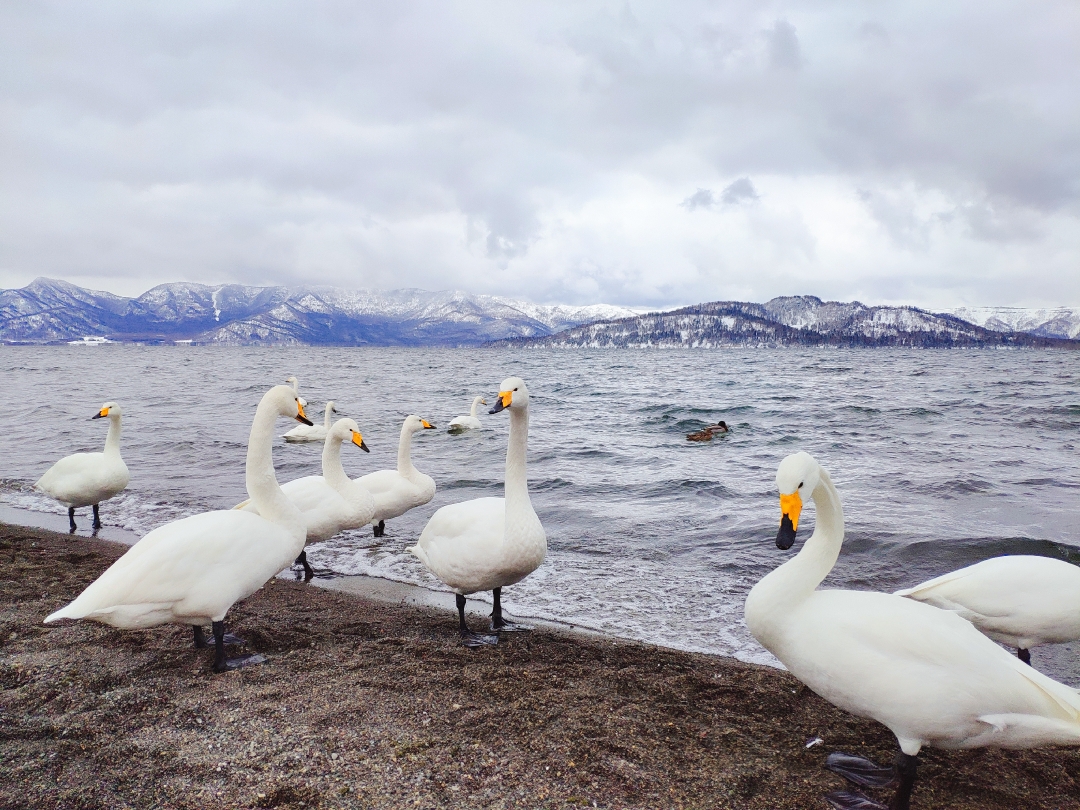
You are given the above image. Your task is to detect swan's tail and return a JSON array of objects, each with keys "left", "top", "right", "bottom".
[
  {"left": 407, "top": 543, "right": 428, "bottom": 567},
  {"left": 44, "top": 601, "right": 86, "bottom": 623}
]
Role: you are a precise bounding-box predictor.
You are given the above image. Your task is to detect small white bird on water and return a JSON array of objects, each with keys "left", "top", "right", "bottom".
[
  {"left": 34, "top": 402, "right": 130, "bottom": 532},
  {"left": 744, "top": 451, "right": 1080, "bottom": 810},
  {"left": 284, "top": 400, "right": 337, "bottom": 442},
  {"left": 448, "top": 396, "right": 488, "bottom": 433},
  {"left": 410, "top": 377, "right": 546, "bottom": 646}
]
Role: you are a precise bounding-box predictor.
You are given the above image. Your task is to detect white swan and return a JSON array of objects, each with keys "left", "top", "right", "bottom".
[
  {"left": 284, "top": 400, "right": 336, "bottom": 442},
  {"left": 896, "top": 555, "right": 1080, "bottom": 665},
  {"left": 357, "top": 415, "right": 436, "bottom": 537},
  {"left": 236, "top": 417, "right": 375, "bottom": 580},
  {"left": 744, "top": 452, "right": 1080, "bottom": 810},
  {"left": 448, "top": 396, "right": 488, "bottom": 433},
  {"left": 34, "top": 402, "right": 131, "bottom": 532},
  {"left": 44, "top": 385, "right": 312, "bottom": 674},
  {"left": 410, "top": 377, "right": 546, "bottom": 647}
]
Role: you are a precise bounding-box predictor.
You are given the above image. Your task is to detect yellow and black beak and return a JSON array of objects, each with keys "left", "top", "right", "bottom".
[
  {"left": 351, "top": 431, "right": 370, "bottom": 453},
  {"left": 776, "top": 491, "right": 802, "bottom": 550},
  {"left": 421, "top": 419, "right": 435, "bottom": 430},
  {"left": 295, "top": 399, "right": 314, "bottom": 426},
  {"left": 489, "top": 390, "right": 512, "bottom": 414},
  {"left": 91, "top": 407, "right": 109, "bottom": 420}
]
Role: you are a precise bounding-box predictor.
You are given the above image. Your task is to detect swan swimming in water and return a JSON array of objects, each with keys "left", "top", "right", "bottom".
[
  {"left": 410, "top": 377, "right": 546, "bottom": 647},
  {"left": 896, "top": 555, "right": 1080, "bottom": 666},
  {"left": 34, "top": 402, "right": 130, "bottom": 532},
  {"left": 284, "top": 400, "right": 337, "bottom": 442},
  {"left": 44, "top": 386, "right": 313, "bottom": 674},
  {"left": 448, "top": 396, "right": 488, "bottom": 433},
  {"left": 744, "top": 451, "right": 1080, "bottom": 810},
  {"left": 236, "top": 417, "right": 374, "bottom": 580},
  {"left": 357, "top": 415, "right": 436, "bottom": 537}
]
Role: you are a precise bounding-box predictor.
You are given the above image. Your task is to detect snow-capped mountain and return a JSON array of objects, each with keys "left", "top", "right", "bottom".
[
  {"left": 950, "top": 307, "right": 1080, "bottom": 340},
  {"left": 0, "top": 278, "right": 638, "bottom": 345},
  {"left": 510, "top": 297, "right": 1076, "bottom": 348}
]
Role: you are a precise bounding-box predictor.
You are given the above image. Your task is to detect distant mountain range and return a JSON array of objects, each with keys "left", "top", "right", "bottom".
[
  {"left": 0, "top": 278, "right": 636, "bottom": 346},
  {"left": 1, "top": 278, "right": 1077, "bottom": 348},
  {"left": 507, "top": 297, "right": 1078, "bottom": 349}
]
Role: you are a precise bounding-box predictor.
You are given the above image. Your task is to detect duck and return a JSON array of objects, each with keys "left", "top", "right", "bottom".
[
  {"left": 448, "top": 396, "right": 488, "bottom": 433},
  {"left": 34, "top": 402, "right": 131, "bottom": 532},
  {"left": 410, "top": 377, "right": 546, "bottom": 647},
  {"left": 686, "top": 421, "right": 728, "bottom": 441},
  {"left": 44, "top": 385, "right": 313, "bottom": 674},
  {"left": 284, "top": 400, "right": 336, "bottom": 442},
  {"left": 895, "top": 555, "right": 1080, "bottom": 666},
  {"left": 356, "top": 415, "right": 436, "bottom": 537},
  {"left": 236, "top": 417, "right": 374, "bottom": 580},
  {"left": 744, "top": 451, "right": 1080, "bottom": 810}
]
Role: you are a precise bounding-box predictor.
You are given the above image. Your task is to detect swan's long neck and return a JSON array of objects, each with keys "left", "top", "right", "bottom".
[
  {"left": 103, "top": 414, "right": 122, "bottom": 456},
  {"left": 323, "top": 403, "right": 333, "bottom": 429},
  {"left": 759, "top": 469, "right": 845, "bottom": 611},
  {"left": 246, "top": 403, "right": 302, "bottom": 530},
  {"left": 397, "top": 425, "right": 417, "bottom": 477},
  {"left": 322, "top": 434, "right": 350, "bottom": 492},
  {"left": 470, "top": 397, "right": 482, "bottom": 418},
  {"left": 504, "top": 406, "right": 533, "bottom": 514}
]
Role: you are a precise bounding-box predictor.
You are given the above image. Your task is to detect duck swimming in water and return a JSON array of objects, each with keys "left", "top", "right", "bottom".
[{"left": 686, "top": 421, "right": 728, "bottom": 441}]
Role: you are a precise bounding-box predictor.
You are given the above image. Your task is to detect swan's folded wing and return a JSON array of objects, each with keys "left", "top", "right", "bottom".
[{"left": 412, "top": 498, "right": 505, "bottom": 588}]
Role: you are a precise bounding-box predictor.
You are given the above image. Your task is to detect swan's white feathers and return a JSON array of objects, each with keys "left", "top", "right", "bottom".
[
  {"left": 410, "top": 498, "right": 509, "bottom": 593},
  {"left": 35, "top": 452, "right": 129, "bottom": 507}
]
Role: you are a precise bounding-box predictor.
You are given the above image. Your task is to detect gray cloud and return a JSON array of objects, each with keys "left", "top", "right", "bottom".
[{"left": 1, "top": 1, "right": 1078, "bottom": 309}]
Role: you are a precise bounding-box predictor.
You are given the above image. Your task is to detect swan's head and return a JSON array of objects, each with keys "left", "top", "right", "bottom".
[
  {"left": 404, "top": 414, "right": 436, "bottom": 433},
  {"left": 473, "top": 395, "right": 488, "bottom": 406},
  {"left": 267, "top": 384, "right": 313, "bottom": 426},
  {"left": 330, "top": 418, "right": 369, "bottom": 452},
  {"left": 91, "top": 401, "right": 121, "bottom": 420},
  {"left": 489, "top": 377, "right": 529, "bottom": 414},
  {"left": 775, "top": 451, "right": 820, "bottom": 550},
  {"left": 285, "top": 376, "right": 299, "bottom": 393},
  {"left": 326, "top": 401, "right": 338, "bottom": 414}
]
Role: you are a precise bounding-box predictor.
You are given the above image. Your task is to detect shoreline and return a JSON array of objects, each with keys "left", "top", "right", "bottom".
[{"left": 3, "top": 522, "right": 1080, "bottom": 808}]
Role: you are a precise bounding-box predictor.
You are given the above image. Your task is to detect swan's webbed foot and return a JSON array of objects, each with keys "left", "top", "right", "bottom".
[
  {"left": 68, "top": 507, "right": 77, "bottom": 533},
  {"left": 373, "top": 520, "right": 385, "bottom": 537},
  {"left": 1018, "top": 647, "right": 1031, "bottom": 665},
  {"left": 824, "top": 790, "right": 888, "bottom": 810},
  {"left": 461, "top": 630, "right": 499, "bottom": 648},
  {"left": 825, "top": 752, "right": 897, "bottom": 788},
  {"left": 294, "top": 550, "right": 315, "bottom": 581},
  {"left": 210, "top": 620, "right": 264, "bottom": 673},
  {"left": 194, "top": 625, "right": 245, "bottom": 648},
  {"left": 491, "top": 619, "right": 534, "bottom": 633},
  {"left": 91, "top": 504, "right": 102, "bottom": 530}
]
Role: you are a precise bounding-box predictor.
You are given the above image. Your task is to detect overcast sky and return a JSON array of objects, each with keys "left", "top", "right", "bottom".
[{"left": 2, "top": 2, "right": 1078, "bottom": 309}]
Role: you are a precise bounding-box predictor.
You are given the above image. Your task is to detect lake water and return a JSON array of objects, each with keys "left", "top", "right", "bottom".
[{"left": 4, "top": 346, "right": 1080, "bottom": 681}]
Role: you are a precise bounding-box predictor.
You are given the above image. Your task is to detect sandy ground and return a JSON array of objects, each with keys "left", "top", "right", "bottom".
[{"left": 2, "top": 522, "right": 1080, "bottom": 810}]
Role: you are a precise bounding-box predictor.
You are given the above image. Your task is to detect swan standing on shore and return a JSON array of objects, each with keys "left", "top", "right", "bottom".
[
  {"left": 357, "top": 415, "right": 436, "bottom": 537},
  {"left": 744, "top": 452, "right": 1080, "bottom": 810},
  {"left": 410, "top": 377, "right": 546, "bottom": 647},
  {"left": 35, "top": 402, "right": 130, "bottom": 532},
  {"left": 448, "top": 396, "right": 488, "bottom": 433},
  {"left": 44, "top": 385, "right": 313, "bottom": 674},
  {"left": 236, "top": 417, "right": 373, "bottom": 580},
  {"left": 896, "top": 555, "right": 1080, "bottom": 666},
  {"left": 284, "top": 400, "right": 336, "bottom": 442}
]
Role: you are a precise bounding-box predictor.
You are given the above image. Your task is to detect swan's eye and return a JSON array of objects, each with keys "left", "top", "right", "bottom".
[{"left": 798, "top": 481, "right": 803, "bottom": 489}]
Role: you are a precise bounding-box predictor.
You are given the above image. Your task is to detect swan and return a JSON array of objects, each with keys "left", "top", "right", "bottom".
[
  {"left": 410, "top": 377, "right": 546, "bottom": 647},
  {"left": 284, "top": 400, "right": 336, "bottom": 442},
  {"left": 686, "top": 421, "right": 728, "bottom": 441},
  {"left": 357, "top": 415, "right": 436, "bottom": 537},
  {"left": 34, "top": 402, "right": 131, "bottom": 532},
  {"left": 44, "top": 385, "right": 313, "bottom": 674},
  {"left": 895, "top": 555, "right": 1080, "bottom": 666},
  {"left": 448, "top": 396, "right": 488, "bottom": 433},
  {"left": 744, "top": 452, "right": 1080, "bottom": 810},
  {"left": 236, "top": 417, "right": 374, "bottom": 580}
]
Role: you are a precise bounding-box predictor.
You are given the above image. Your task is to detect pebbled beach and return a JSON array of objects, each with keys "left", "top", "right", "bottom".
[{"left": 2, "top": 523, "right": 1080, "bottom": 810}]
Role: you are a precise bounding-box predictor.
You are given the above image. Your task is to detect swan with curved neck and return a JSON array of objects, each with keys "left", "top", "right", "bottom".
[
  {"left": 744, "top": 451, "right": 1080, "bottom": 810},
  {"left": 410, "top": 376, "right": 546, "bottom": 646},
  {"left": 356, "top": 415, "right": 436, "bottom": 537},
  {"left": 284, "top": 400, "right": 337, "bottom": 442},
  {"left": 237, "top": 417, "right": 374, "bottom": 580},
  {"left": 35, "top": 401, "right": 130, "bottom": 532},
  {"left": 448, "top": 396, "right": 488, "bottom": 433},
  {"left": 44, "top": 385, "right": 312, "bottom": 674}
]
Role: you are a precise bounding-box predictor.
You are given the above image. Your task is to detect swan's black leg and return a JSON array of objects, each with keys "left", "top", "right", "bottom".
[
  {"left": 195, "top": 624, "right": 244, "bottom": 648},
  {"left": 91, "top": 504, "right": 101, "bottom": 530},
  {"left": 294, "top": 549, "right": 314, "bottom": 581},
  {"left": 211, "top": 620, "right": 265, "bottom": 673},
  {"left": 68, "top": 507, "right": 77, "bottom": 533},
  {"left": 1018, "top": 647, "right": 1031, "bottom": 665},
  {"left": 457, "top": 593, "right": 498, "bottom": 648},
  {"left": 490, "top": 587, "right": 533, "bottom": 632},
  {"left": 373, "top": 520, "right": 385, "bottom": 538},
  {"left": 889, "top": 753, "right": 918, "bottom": 810}
]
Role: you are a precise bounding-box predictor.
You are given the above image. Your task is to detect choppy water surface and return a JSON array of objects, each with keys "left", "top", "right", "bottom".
[{"left": 4, "top": 346, "right": 1080, "bottom": 680}]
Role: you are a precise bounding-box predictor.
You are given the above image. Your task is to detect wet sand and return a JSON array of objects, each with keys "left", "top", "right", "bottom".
[{"left": 2, "top": 522, "right": 1080, "bottom": 809}]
